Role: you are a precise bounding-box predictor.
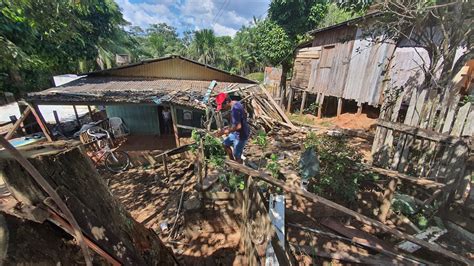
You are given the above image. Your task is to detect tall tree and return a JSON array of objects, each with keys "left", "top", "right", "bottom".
[
  {"left": 267, "top": 0, "right": 329, "bottom": 102},
  {"left": 0, "top": 0, "right": 129, "bottom": 94},
  {"left": 191, "top": 29, "right": 217, "bottom": 65}
]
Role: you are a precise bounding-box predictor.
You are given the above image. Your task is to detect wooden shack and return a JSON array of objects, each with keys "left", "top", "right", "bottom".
[{"left": 26, "top": 55, "right": 257, "bottom": 148}]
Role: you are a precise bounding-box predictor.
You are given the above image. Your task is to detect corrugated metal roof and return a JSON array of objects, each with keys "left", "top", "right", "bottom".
[
  {"left": 27, "top": 77, "right": 256, "bottom": 109},
  {"left": 85, "top": 55, "right": 255, "bottom": 84}
]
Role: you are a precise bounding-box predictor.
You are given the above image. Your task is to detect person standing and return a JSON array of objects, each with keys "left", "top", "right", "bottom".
[
  {"left": 162, "top": 108, "right": 171, "bottom": 134},
  {"left": 215, "top": 93, "right": 249, "bottom": 164}
]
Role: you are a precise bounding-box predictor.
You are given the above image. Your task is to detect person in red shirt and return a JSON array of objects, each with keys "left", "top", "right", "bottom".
[{"left": 215, "top": 93, "right": 249, "bottom": 163}]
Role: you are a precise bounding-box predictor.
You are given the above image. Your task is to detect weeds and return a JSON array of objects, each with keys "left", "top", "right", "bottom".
[
  {"left": 304, "top": 133, "right": 372, "bottom": 205},
  {"left": 266, "top": 154, "right": 281, "bottom": 179}
]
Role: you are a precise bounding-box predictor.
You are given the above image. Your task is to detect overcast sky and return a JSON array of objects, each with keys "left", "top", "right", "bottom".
[{"left": 115, "top": 0, "right": 271, "bottom": 36}]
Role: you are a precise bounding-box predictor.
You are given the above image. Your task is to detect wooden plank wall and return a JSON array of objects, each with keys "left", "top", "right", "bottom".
[
  {"left": 290, "top": 47, "right": 321, "bottom": 89},
  {"left": 371, "top": 86, "right": 473, "bottom": 202}
]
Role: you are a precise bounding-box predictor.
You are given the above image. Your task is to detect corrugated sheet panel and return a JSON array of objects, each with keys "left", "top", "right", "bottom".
[
  {"left": 343, "top": 28, "right": 396, "bottom": 105},
  {"left": 388, "top": 47, "right": 429, "bottom": 90},
  {"left": 106, "top": 105, "right": 161, "bottom": 135},
  {"left": 99, "top": 57, "right": 248, "bottom": 83}
]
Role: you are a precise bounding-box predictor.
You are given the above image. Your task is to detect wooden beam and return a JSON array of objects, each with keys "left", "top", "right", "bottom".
[
  {"left": 73, "top": 105, "right": 81, "bottom": 126},
  {"left": 337, "top": 97, "right": 343, "bottom": 117},
  {"left": 317, "top": 94, "right": 325, "bottom": 119},
  {"left": 378, "top": 177, "right": 398, "bottom": 223},
  {"left": 377, "top": 119, "right": 470, "bottom": 145},
  {"left": 170, "top": 105, "right": 180, "bottom": 146},
  {"left": 369, "top": 166, "right": 444, "bottom": 190},
  {"left": 225, "top": 160, "right": 471, "bottom": 265},
  {"left": 5, "top": 107, "right": 31, "bottom": 140},
  {"left": 29, "top": 104, "right": 54, "bottom": 142},
  {"left": 299, "top": 91, "right": 307, "bottom": 115},
  {"left": 286, "top": 87, "right": 294, "bottom": 113}
]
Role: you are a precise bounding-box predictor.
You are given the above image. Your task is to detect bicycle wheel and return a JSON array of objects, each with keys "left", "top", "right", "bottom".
[{"left": 105, "top": 151, "right": 130, "bottom": 173}]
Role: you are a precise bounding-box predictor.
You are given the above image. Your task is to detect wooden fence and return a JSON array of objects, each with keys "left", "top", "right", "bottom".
[{"left": 371, "top": 86, "right": 473, "bottom": 203}]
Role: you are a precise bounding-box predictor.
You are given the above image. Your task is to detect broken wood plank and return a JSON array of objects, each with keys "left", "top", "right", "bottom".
[
  {"left": 397, "top": 226, "right": 447, "bottom": 253},
  {"left": 461, "top": 108, "right": 474, "bottom": 136},
  {"left": 225, "top": 160, "right": 471, "bottom": 265},
  {"left": 293, "top": 245, "right": 396, "bottom": 265},
  {"left": 260, "top": 85, "right": 294, "bottom": 126},
  {"left": 5, "top": 106, "right": 31, "bottom": 140},
  {"left": 369, "top": 166, "right": 444, "bottom": 190},
  {"left": 320, "top": 218, "right": 397, "bottom": 253},
  {"left": 30, "top": 104, "right": 54, "bottom": 142}
]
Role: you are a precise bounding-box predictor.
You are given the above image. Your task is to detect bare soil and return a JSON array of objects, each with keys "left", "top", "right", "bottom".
[{"left": 104, "top": 159, "right": 246, "bottom": 265}]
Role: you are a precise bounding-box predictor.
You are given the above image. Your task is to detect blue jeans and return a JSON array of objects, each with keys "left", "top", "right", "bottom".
[{"left": 222, "top": 132, "right": 247, "bottom": 160}]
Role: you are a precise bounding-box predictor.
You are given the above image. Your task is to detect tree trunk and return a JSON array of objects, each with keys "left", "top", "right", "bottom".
[
  {"left": 0, "top": 144, "right": 177, "bottom": 265},
  {"left": 279, "top": 62, "right": 289, "bottom": 107}
]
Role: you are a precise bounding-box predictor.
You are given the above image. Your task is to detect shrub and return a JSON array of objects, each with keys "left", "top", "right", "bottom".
[{"left": 304, "top": 133, "right": 370, "bottom": 205}]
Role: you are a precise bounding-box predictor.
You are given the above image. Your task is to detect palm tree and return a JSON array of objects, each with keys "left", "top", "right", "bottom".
[{"left": 193, "top": 29, "right": 216, "bottom": 65}]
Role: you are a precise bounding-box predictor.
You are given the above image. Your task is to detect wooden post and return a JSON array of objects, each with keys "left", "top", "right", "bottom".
[
  {"left": 53, "top": 110, "right": 64, "bottom": 135},
  {"left": 286, "top": 87, "right": 294, "bottom": 113},
  {"left": 170, "top": 105, "right": 180, "bottom": 147},
  {"left": 299, "top": 91, "right": 307, "bottom": 115},
  {"left": 317, "top": 94, "right": 325, "bottom": 119},
  {"left": 87, "top": 105, "right": 93, "bottom": 121},
  {"left": 5, "top": 107, "right": 31, "bottom": 140},
  {"left": 378, "top": 178, "right": 399, "bottom": 223},
  {"left": 29, "top": 104, "right": 54, "bottom": 142},
  {"left": 162, "top": 154, "right": 169, "bottom": 177},
  {"left": 337, "top": 97, "right": 343, "bottom": 117},
  {"left": 73, "top": 105, "right": 81, "bottom": 126},
  {"left": 357, "top": 102, "right": 363, "bottom": 116}
]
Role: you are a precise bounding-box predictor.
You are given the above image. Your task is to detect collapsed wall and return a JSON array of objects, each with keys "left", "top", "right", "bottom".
[{"left": 0, "top": 142, "right": 176, "bottom": 265}]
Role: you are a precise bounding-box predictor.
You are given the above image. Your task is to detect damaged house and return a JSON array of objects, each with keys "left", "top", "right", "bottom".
[
  {"left": 26, "top": 55, "right": 257, "bottom": 148},
  {"left": 288, "top": 13, "right": 471, "bottom": 118}
]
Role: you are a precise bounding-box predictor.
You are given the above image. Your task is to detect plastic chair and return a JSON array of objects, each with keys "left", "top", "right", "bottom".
[{"left": 108, "top": 117, "right": 130, "bottom": 138}]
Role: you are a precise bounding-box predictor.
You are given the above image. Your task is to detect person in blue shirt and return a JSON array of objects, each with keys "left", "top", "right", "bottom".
[{"left": 215, "top": 93, "right": 250, "bottom": 164}]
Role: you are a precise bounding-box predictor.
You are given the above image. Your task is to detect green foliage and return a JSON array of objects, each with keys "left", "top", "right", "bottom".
[
  {"left": 266, "top": 154, "right": 281, "bottom": 178},
  {"left": 305, "top": 102, "right": 319, "bottom": 114},
  {"left": 254, "top": 20, "right": 293, "bottom": 66},
  {"left": 253, "top": 130, "right": 268, "bottom": 150},
  {"left": 228, "top": 172, "right": 245, "bottom": 191},
  {"left": 245, "top": 72, "right": 264, "bottom": 83},
  {"left": 304, "top": 133, "right": 370, "bottom": 205},
  {"left": 191, "top": 130, "right": 226, "bottom": 168}
]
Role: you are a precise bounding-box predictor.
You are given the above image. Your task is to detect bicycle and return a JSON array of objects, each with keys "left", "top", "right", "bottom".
[{"left": 86, "top": 127, "right": 130, "bottom": 173}]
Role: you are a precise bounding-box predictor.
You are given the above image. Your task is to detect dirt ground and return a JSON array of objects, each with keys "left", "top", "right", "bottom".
[
  {"left": 104, "top": 159, "right": 246, "bottom": 265},
  {"left": 291, "top": 113, "right": 377, "bottom": 132}
]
